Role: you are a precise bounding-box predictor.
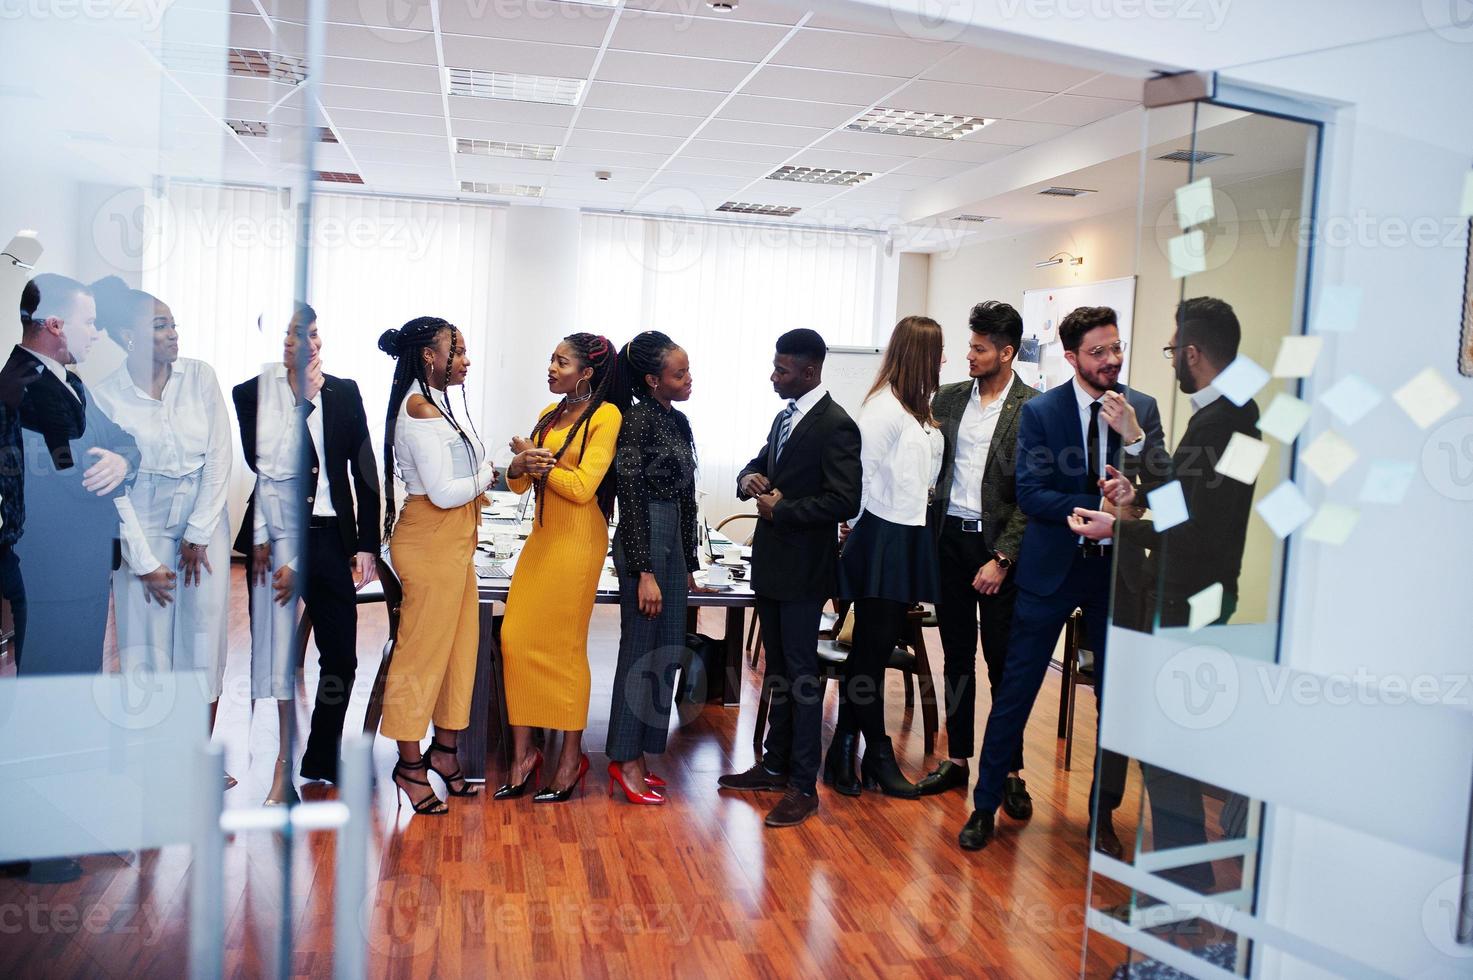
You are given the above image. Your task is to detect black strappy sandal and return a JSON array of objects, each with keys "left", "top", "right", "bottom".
[
  {"left": 392, "top": 757, "right": 449, "bottom": 815},
  {"left": 427, "top": 741, "right": 481, "bottom": 798}
]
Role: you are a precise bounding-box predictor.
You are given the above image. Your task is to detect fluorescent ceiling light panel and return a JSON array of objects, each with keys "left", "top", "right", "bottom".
[
  {"left": 455, "top": 138, "right": 558, "bottom": 161},
  {"left": 460, "top": 181, "right": 544, "bottom": 198},
  {"left": 448, "top": 68, "right": 583, "bottom": 106},
  {"left": 229, "top": 47, "right": 307, "bottom": 84},
  {"left": 716, "top": 202, "right": 802, "bottom": 216},
  {"left": 315, "top": 171, "right": 363, "bottom": 184},
  {"left": 766, "top": 166, "right": 873, "bottom": 187},
  {"left": 847, "top": 107, "right": 991, "bottom": 140},
  {"left": 226, "top": 119, "right": 269, "bottom": 138}
]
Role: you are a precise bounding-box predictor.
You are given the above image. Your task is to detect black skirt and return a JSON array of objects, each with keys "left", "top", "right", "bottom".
[{"left": 837, "top": 510, "right": 939, "bottom": 604}]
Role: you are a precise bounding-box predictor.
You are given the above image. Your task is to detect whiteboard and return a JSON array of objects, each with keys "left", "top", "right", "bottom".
[
  {"left": 822, "top": 345, "right": 885, "bottom": 418},
  {"left": 1019, "top": 276, "right": 1138, "bottom": 392}
]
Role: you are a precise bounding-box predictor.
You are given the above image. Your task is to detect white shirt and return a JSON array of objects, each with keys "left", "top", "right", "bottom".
[
  {"left": 946, "top": 375, "right": 1015, "bottom": 520},
  {"left": 253, "top": 363, "right": 334, "bottom": 517},
  {"left": 1190, "top": 386, "right": 1222, "bottom": 413},
  {"left": 1071, "top": 376, "right": 1145, "bottom": 545},
  {"left": 854, "top": 387, "right": 944, "bottom": 527},
  {"left": 94, "top": 359, "right": 233, "bottom": 572},
  {"left": 394, "top": 387, "right": 493, "bottom": 510},
  {"left": 777, "top": 385, "right": 828, "bottom": 456}
]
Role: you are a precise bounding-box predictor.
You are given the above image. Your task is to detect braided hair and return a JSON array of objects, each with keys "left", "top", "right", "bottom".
[
  {"left": 611, "top": 329, "right": 696, "bottom": 460},
  {"left": 527, "top": 333, "right": 619, "bottom": 523},
  {"left": 377, "top": 316, "right": 483, "bottom": 540}
]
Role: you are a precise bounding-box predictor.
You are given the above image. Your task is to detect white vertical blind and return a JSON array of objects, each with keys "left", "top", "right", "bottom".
[{"left": 577, "top": 212, "right": 880, "bottom": 521}]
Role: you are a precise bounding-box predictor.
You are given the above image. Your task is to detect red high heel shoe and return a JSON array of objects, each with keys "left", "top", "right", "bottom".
[
  {"left": 609, "top": 762, "right": 665, "bottom": 805},
  {"left": 644, "top": 772, "right": 667, "bottom": 788}
]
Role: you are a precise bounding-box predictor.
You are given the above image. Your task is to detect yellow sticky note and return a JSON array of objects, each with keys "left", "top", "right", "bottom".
[
  {"left": 1258, "top": 393, "right": 1313, "bottom": 444},
  {"left": 1175, "top": 178, "right": 1215, "bottom": 229},
  {"left": 1272, "top": 336, "right": 1323, "bottom": 379},
  {"left": 1303, "top": 504, "right": 1359, "bottom": 546},
  {"left": 1392, "top": 368, "right": 1462, "bottom": 430},
  {"left": 1216, "top": 431, "right": 1270, "bottom": 485},
  {"left": 1299, "top": 430, "right": 1359, "bottom": 486},
  {"left": 1169, "top": 230, "right": 1207, "bottom": 279},
  {"left": 1187, "top": 582, "right": 1224, "bottom": 632}
]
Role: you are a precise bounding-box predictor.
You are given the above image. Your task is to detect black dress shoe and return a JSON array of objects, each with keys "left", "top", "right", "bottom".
[
  {"left": 764, "top": 789, "right": 819, "bottom": 828},
  {"left": 25, "top": 857, "right": 83, "bottom": 883},
  {"left": 1093, "top": 816, "right": 1124, "bottom": 859},
  {"left": 958, "top": 810, "right": 995, "bottom": 851},
  {"left": 299, "top": 760, "right": 338, "bottom": 784},
  {"left": 821, "top": 731, "right": 861, "bottom": 797},
  {"left": 915, "top": 760, "right": 969, "bottom": 797},
  {"left": 1001, "top": 775, "right": 1033, "bottom": 820},
  {"left": 858, "top": 736, "right": 920, "bottom": 800},
  {"left": 717, "top": 763, "right": 788, "bottom": 792}
]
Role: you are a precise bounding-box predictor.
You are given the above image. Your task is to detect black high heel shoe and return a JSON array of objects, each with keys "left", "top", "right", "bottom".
[
  {"left": 493, "top": 749, "right": 543, "bottom": 800},
  {"left": 533, "top": 754, "right": 589, "bottom": 803},
  {"left": 427, "top": 740, "right": 481, "bottom": 798},
  {"left": 392, "top": 757, "right": 449, "bottom": 815},
  {"left": 822, "top": 731, "right": 862, "bottom": 797}
]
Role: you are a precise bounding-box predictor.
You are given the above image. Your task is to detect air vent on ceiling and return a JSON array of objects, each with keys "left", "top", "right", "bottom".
[
  {"left": 716, "top": 202, "right": 801, "bottom": 217},
  {"left": 460, "top": 181, "right": 544, "bottom": 198},
  {"left": 455, "top": 138, "right": 558, "bottom": 161},
  {"left": 447, "top": 67, "right": 583, "bottom": 106},
  {"left": 1037, "top": 186, "right": 1096, "bottom": 197},
  {"left": 1156, "top": 149, "right": 1234, "bottom": 164},
  {"left": 228, "top": 47, "right": 307, "bottom": 84},
  {"left": 226, "top": 119, "right": 268, "bottom": 138},
  {"left": 766, "top": 166, "right": 873, "bottom": 187},
  {"left": 952, "top": 214, "right": 998, "bottom": 223},
  {"left": 319, "top": 127, "right": 339, "bottom": 144},
  {"left": 847, "top": 107, "right": 991, "bottom": 141},
  {"left": 315, "top": 171, "right": 363, "bottom": 184}
]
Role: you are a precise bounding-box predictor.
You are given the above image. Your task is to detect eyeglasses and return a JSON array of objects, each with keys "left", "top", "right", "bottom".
[
  {"left": 1082, "top": 341, "right": 1126, "bottom": 359},
  {"left": 1162, "top": 344, "right": 1195, "bottom": 361}
]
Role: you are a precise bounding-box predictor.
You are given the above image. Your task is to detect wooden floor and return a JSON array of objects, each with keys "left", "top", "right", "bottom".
[{"left": 0, "top": 564, "right": 1155, "bottom": 979}]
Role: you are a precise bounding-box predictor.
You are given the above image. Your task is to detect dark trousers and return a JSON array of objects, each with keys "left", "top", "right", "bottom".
[
  {"left": 934, "top": 522, "right": 1019, "bottom": 767},
  {"left": 0, "top": 548, "right": 25, "bottom": 667},
  {"left": 836, "top": 597, "right": 908, "bottom": 746},
  {"left": 755, "top": 595, "right": 824, "bottom": 793},
  {"left": 973, "top": 550, "right": 1124, "bottom": 818}
]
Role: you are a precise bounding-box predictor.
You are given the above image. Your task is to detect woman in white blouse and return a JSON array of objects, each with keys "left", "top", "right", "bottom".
[
  {"left": 825, "top": 315, "right": 946, "bottom": 801},
  {"left": 90, "top": 277, "right": 234, "bottom": 784},
  {"left": 376, "top": 317, "right": 496, "bottom": 816}
]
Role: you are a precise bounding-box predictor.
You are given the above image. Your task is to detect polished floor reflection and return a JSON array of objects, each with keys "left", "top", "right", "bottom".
[{"left": 0, "top": 563, "right": 1148, "bottom": 978}]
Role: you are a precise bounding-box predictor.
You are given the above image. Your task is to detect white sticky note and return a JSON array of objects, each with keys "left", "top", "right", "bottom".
[
  {"left": 1309, "top": 284, "right": 1362, "bottom": 334},
  {"left": 1175, "top": 177, "right": 1215, "bottom": 229},
  {"left": 1258, "top": 393, "right": 1313, "bottom": 444},
  {"left": 1256, "top": 481, "right": 1314, "bottom": 539},
  {"left": 1168, "top": 230, "right": 1207, "bottom": 279},
  {"left": 1303, "top": 503, "right": 1360, "bottom": 546},
  {"left": 1392, "top": 367, "right": 1462, "bottom": 430},
  {"left": 1216, "top": 431, "right": 1271, "bottom": 485},
  {"left": 1213, "top": 355, "right": 1270, "bottom": 407},
  {"left": 1358, "top": 460, "right": 1416, "bottom": 505},
  {"left": 1319, "top": 374, "right": 1383, "bottom": 426},
  {"left": 1462, "top": 171, "right": 1473, "bottom": 217},
  {"left": 1187, "top": 582, "right": 1224, "bottom": 632},
  {"left": 1147, "top": 480, "right": 1189, "bottom": 531},
  {"left": 1272, "top": 336, "right": 1324, "bottom": 379},
  {"left": 1299, "top": 430, "right": 1359, "bottom": 486}
]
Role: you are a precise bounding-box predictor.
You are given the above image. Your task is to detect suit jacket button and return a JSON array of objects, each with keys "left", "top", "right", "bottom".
[
  {"left": 307, "top": 496, "right": 314, "bottom": 503},
  {"left": 312, "top": 467, "right": 319, "bottom": 475}
]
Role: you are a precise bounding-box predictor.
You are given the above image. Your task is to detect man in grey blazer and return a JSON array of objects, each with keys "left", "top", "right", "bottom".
[{"left": 917, "top": 302, "right": 1039, "bottom": 818}]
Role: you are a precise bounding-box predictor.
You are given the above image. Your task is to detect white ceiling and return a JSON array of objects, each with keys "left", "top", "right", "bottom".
[{"left": 174, "top": 0, "right": 1147, "bottom": 235}]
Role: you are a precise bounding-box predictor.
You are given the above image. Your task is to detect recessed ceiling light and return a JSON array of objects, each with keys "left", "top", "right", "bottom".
[
  {"left": 1037, "top": 186, "right": 1096, "bottom": 197},
  {"left": 1156, "top": 149, "right": 1234, "bottom": 164},
  {"left": 448, "top": 68, "right": 583, "bottom": 106},
  {"left": 847, "top": 107, "right": 992, "bottom": 141},
  {"left": 315, "top": 171, "right": 363, "bottom": 184},
  {"left": 460, "top": 180, "right": 544, "bottom": 198},
  {"left": 767, "top": 166, "right": 873, "bottom": 187},
  {"left": 716, "top": 202, "right": 801, "bottom": 216},
  {"left": 455, "top": 138, "right": 558, "bottom": 161},
  {"left": 229, "top": 47, "right": 306, "bottom": 84},
  {"left": 952, "top": 214, "right": 998, "bottom": 223},
  {"left": 226, "top": 119, "right": 269, "bottom": 138}
]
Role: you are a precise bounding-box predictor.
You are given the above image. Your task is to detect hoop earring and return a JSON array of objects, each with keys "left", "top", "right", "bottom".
[
  {"left": 126, "top": 337, "right": 134, "bottom": 352},
  {"left": 568, "top": 377, "right": 593, "bottom": 404}
]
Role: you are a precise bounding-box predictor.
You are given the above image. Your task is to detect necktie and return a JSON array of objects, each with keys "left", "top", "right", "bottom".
[
  {"left": 65, "top": 371, "right": 86, "bottom": 409},
  {"left": 1086, "top": 400, "right": 1102, "bottom": 486},
  {"left": 774, "top": 400, "right": 797, "bottom": 458}
]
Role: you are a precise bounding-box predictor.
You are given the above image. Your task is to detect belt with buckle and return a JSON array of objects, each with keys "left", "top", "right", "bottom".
[
  {"left": 309, "top": 516, "right": 340, "bottom": 529},
  {"left": 1078, "top": 542, "right": 1112, "bottom": 559},
  {"left": 946, "top": 516, "right": 985, "bottom": 533}
]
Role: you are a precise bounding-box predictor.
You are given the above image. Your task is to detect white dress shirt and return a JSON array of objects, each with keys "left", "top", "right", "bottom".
[
  {"left": 1190, "top": 386, "right": 1222, "bottom": 413},
  {"left": 395, "top": 387, "right": 493, "bottom": 510},
  {"left": 777, "top": 384, "right": 828, "bottom": 456},
  {"left": 252, "top": 363, "right": 335, "bottom": 538},
  {"left": 854, "top": 387, "right": 944, "bottom": 527},
  {"left": 1071, "top": 376, "right": 1144, "bottom": 545},
  {"left": 946, "top": 374, "right": 1015, "bottom": 520}
]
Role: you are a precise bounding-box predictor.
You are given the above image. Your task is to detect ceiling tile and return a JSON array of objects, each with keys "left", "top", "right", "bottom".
[
  {"left": 452, "top": 119, "right": 569, "bottom": 144},
  {"left": 923, "top": 139, "right": 1018, "bottom": 164},
  {"left": 329, "top": 108, "right": 447, "bottom": 137},
  {"left": 351, "top": 145, "right": 451, "bottom": 167},
  {"left": 456, "top": 157, "right": 559, "bottom": 182},
  {"left": 337, "top": 129, "right": 447, "bottom": 152},
  {"left": 438, "top": 0, "right": 615, "bottom": 46},
  {"left": 886, "top": 79, "right": 1045, "bottom": 118},
  {"left": 558, "top": 145, "right": 674, "bottom": 169},
  {"left": 964, "top": 118, "right": 1074, "bottom": 147},
  {"left": 576, "top": 107, "right": 706, "bottom": 138},
  {"left": 624, "top": 0, "right": 806, "bottom": 25},
  {"left": 715, "top": 94, "right": 862, "bottom": 129},
  {"left": 565, "top": 129, "right": 687, "bottom": 154},
  {"left": 320, "top": 58, "right": 442, "bottom": 93},
  {"left": 323, "top": 23, "right": 441, "bottom": 65},
  {"left": 595, "top": 49, "right": 755, "bottom": 91},
  {"left": 682, "top": 138, "right": 795, "bottom": 165},
  {"left": 893, "top": 156, "right": 978, "bottom": 178},
  {"left": 448, "top": 99, "right": 576, "bottom": 128},
  {"left": 784, "top": 147, "right": 913, "bottom": 173},
  {"left": 742, "top": 66, "right": 900, "bottom": 105},
  {"left": 1010, "top": 94, "right": 1136, "bottom": 127},
  {"left": 768, "top": 28, "right": 950, "bottom": 77},
  {"left": 582, "top": 81, "right": 726, "bottom": 117},
  {"left": 814, "top": 128, "right": 963, "bottom": 158},
  {"left": 319, "top": 2, "right": 434, "bottom": 33},
  {"left": 663, "top": 156, "right": 776, "bottom": 179},
  {"left": 609, "top": 9, "right": 789, "bottom": 62},
  {"left": 318, "top": 85, "right": 444, "bottom": 117},
  {"left": 697, "top": 118, "right": 827, "bottom": 148},
  {"left": 439, "top": 35, "right": 599, "bottom": 77},
  {"left": 920, "top": 48, "right": 1095, "bottom": 92},
  {"left": 1068, "top": 72, "right": 1144, "bottom": 102}
]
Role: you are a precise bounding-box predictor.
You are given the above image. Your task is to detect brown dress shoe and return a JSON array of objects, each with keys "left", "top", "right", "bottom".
[
  {"left": 764, "top": 789, "right": 819, "bottom": 828},
  {"left": 718, "top": 763, "right": 788, "bottom": 792},
  {"left": 1093, "top": 816, "right": 1124, "bottom": 859}
]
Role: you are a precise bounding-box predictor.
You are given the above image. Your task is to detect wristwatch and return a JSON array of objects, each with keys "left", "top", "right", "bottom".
[{"left": 993, "top": 552, "right": 1012, "bottom": 569}]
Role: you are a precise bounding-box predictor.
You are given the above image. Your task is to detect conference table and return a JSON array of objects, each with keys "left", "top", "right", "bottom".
[{"left": 458, "top": 492, "right": 756, "bottom": 782}]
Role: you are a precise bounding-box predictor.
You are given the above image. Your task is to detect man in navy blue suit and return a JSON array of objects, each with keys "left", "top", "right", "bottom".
[{"left": 958, "top": 305, "right": 1170, "bottom": 853}]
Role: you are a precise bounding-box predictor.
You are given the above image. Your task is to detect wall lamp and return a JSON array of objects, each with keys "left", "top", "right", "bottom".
[{"left": 1035, "top": 251, "right": 1084, "bottom": 269}]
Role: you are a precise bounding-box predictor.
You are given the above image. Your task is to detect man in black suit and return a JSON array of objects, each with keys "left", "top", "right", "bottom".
[
  {"left": 917, "top": 301, "right": 1039, "bottom": 814},
  {"left": 718, "top": 328, "right": 861, "bottom": 828},
  {"left": 959, "top": 305, "right": 1170, "bottom": 854},
  {"left": 234, "top": 304, "right": 380, "bottom": 783}
]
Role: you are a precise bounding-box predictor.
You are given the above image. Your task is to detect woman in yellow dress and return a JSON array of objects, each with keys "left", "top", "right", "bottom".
[{"left": 496, "top": 333, "right": 622, "bottom": 802}]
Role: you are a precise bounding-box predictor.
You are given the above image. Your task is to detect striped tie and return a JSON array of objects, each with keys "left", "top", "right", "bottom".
[{"left": 774, "top": 400, "right": 798, "bottom": 458}]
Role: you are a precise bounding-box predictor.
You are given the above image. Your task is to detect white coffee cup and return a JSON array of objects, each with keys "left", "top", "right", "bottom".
[
  {"left": 723, "top": 545, "right": 743, "bottom": 563},
  {"left": 706, "top": 564, "right": 731, "bottom": 585}
]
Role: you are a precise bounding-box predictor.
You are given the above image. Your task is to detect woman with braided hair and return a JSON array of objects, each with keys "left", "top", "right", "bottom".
[
  {"left": 494, "top": 333, "right": 622, "bottom": 803},
  {"left": 377, "top": 316, "right": 497, "bottom": 815}
]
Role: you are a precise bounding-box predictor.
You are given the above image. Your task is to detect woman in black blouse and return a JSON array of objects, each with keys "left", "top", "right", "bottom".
[{"left": 605, "top": 331, "right": 706, "bottom": 804}]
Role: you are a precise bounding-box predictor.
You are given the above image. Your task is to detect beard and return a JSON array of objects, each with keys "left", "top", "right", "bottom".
[
  {"left": 1175, "top": 358, "right": 1200, "bottom": 394},
  {"left": 1077, "top": 360, "right": 1119, "bottom": 392}
]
